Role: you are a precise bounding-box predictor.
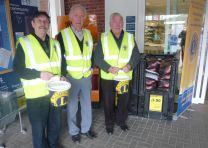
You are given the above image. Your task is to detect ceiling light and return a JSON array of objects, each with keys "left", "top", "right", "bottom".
[{"left": 164, "top": 21, "right": 185, "bottom": 24}]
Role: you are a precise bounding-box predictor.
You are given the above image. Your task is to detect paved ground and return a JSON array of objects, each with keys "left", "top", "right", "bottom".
[{"left": 1, "top": 101, "right": 208, "bottom": 148}]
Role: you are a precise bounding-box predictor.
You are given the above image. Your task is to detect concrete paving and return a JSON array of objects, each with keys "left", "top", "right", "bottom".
[{"left": 0, "top": 101, "right": 208, "bottom": 148}]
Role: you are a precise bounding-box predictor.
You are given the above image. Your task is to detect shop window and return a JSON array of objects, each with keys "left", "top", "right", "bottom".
[{"left": 145, "top": 0, "right": 190, "bottom": 54}]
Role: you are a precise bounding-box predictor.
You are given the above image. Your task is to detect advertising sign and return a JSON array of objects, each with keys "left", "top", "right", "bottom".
[
  {"left": 177, "top": 0, "right": 206, "bottom": 116},
  {"left": 126, "top": 16, "right": 136, "bottom": 36},
  {"left": 0, "top": 0, "right": 13, "bottom": 73},
  {"left": 10, "top": 0, "right": 38, "bottom": 42}
]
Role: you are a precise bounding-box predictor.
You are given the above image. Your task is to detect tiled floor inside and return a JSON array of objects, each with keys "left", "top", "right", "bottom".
[{"left": 0, "top": 101, "right": 208, "bottom": 148}]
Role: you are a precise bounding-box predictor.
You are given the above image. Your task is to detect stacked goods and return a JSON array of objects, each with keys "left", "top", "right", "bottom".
[
  {"left": 145, "top": 77, "right": 157, "bottom": 90},
  {"left": 158, "top": 58, "right": 172, "bottom": 91},
  {"left": 145, "top": 57, "right": 173, "bottom": 91},
  {"left": 145, "top": 59, "right": 160, "bottom": 90},
  {"left": 146, "top": 58, "right": 160, "bottom": 72}
]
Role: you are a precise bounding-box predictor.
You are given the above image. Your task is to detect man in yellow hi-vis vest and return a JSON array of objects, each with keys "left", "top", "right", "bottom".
[
  {"left": 13, "top": 11, "right": 64, "bottom": 148},
  {"left": 94, "top": 12, "right": 140, "bottom": 134},
  {"left": 57, "top": 4, "right": 96, "bottom": 143}
]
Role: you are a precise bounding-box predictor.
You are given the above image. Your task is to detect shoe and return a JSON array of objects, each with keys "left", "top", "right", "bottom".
[
  {"left": 71, "top": 134, "right": 81, "bottom": 143},
  {"left": 120, "top": 124, "right": 129, "bottom": 131},
  {"left": 106, "top": 128, "right": 113, "bottom": 135},
  {"left": 57, "top": 143, "right": 65, "bottom": 148},
  {"left": 82, "top": 130, "right": 97, "bottom": 139}
]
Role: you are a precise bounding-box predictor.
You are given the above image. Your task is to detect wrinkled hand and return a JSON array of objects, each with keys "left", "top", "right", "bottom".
[
  {"left": 122, "top": 64, "right": 131, "bottom": 73},
  {"left": 108, "top": 66, "right": 120, "bottom": 74},
  {"left": 40, "top": 71, "right": 54, "bottom": 80}
]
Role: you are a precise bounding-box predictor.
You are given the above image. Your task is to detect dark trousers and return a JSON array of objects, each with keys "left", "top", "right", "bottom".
[
  {"left": 101, "top": 79, "right": 129, "bottom": 129},
  {"left": 48, "top": 105, "right": 62, "bottom": 148},
  {"left": 26, "top": 96, "right": 62, "bottom": 148}
]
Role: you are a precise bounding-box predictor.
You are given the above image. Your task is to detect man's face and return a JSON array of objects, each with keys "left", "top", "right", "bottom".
[
  {"left": 70, "top": 8, "right": 85, "bottom": 31},
  {"left": 31, "top": 15, "right": 50, "bottom": 37},
  {"left": 110, "top": 15, "right": 123, "bottom": 36}
]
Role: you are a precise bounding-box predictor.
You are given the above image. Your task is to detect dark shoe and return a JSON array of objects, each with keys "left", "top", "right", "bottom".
[
  {"left": 72, "top": 134, "right": 81, "bottom": 143},
  {"left": 106, "top": 128, "right": 113, "bottom": 135},
  {"left": 57, "top": 143, "right": 65, "bottom": 148},
  {"left": 82, "top": 130, "right": 97, "bottom": 139},
  {"left": 120, "top": 124, "right": 129, "bottom": 131}
]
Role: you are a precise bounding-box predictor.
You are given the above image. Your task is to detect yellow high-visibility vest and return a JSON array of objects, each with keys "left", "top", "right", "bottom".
[
  {"left": 101, "top": 31, "right": 134, "bottom": 80},
  {"left": 61, "top": 27, "right": 93, "bottom": 79},
  {"left": 18, "top": 34, "right": 61, "bottom": 99}
]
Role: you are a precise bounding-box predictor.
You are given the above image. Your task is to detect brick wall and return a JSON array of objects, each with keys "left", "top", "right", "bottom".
[{"left": 64, "top": 0, "right": 105, "bottom": 36}]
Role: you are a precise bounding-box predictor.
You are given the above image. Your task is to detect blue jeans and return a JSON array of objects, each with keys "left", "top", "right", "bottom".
[
  {"left": 67, "top": 75, "right": 92, "bottom": 136},
  {"left": 26, "top": 96, "right": 62, "bottom": 148}
]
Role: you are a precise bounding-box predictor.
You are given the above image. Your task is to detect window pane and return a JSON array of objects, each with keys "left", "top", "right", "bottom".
[{"left": 145, "top": 0, "right": 190, "bottom": 54}]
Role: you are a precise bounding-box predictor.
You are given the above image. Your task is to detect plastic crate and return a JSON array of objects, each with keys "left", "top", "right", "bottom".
[
  {"left": 0, "top": 91, "right": 18, "bottom": 129},
  {"left": 131, "top": 62, "right": 139, "bottom": 95},
  {"left": 139, "top": 54, "right": 178, "bottom": 93},
  {"left": 138, "top": 54, "right": 146, "bottom": 96},
  {"left": 137, "top": 54, "right": 178, "bottom": 119}
]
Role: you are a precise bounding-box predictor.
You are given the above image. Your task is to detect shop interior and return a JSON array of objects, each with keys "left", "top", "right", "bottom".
[{"left": 144, "top": 0, "right": 190, "bottom": 54}]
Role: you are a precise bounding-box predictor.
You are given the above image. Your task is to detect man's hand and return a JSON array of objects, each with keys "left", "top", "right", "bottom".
[
  {"left": 108, "top": 66, "right": 120, "bottom": 74},
  {"left": 40, "top": 71, "right": 54, "bottom": 80},
  {"left": 60, "top": 76, "right": 66, "bottom": 81},
  {"left": 122, "top": 64, "right": 131, "bottom": 73}
]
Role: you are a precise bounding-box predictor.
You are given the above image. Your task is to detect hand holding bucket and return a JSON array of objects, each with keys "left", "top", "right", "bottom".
[{"left": 48, "top": 76, "right": 71, "bottom": 107}]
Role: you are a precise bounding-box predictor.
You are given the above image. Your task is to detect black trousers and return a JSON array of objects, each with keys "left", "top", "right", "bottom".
[
  {"left": 101, "top": 79, "right": 129, "bottom": 129},
  {"left": 26, "top": 96, "right": 62, "bottom": 148}
]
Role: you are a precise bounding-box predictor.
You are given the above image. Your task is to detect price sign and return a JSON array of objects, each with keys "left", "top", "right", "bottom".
[{"left": 149, "top": 95, "right": 163, "bottom": 112}]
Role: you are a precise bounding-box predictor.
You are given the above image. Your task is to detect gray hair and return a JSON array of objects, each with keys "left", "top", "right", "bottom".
[
  {"left": 69, "top": 4, "right": 87, "bottom": 18},
  {"left": 110, "top": 12, "right": 123, "bottom": 24}
]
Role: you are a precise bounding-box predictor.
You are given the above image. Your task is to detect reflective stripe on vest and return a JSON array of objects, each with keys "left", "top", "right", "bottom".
[
  {"left": 114, "top": 70, "right": 130, "bottom": 80},
  {"left": 19, "top": 35, "right": 61, "bottom": 99},
  {"left": 101, "top": 31, "right": 134, "bottom": 80},
  {"left": 22, "top": 78, "right": 45, "bottom": 86},
  {"left": 61, "top": 27, "right": 92, "bottom": 79},
  {"left": 55, "top": 41, "right": 62, "bottom": 67},
  {"left": 64, "top": 29, "right": 93, "bottom": 61},
  {"left": 22, "top": 37, "right": 61, "bottom": 70},
  {"left": 103, "top": 32, "right": 133, "bottom": 62}
]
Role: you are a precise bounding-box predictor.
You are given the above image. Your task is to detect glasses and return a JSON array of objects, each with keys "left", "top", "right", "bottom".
[{"left": 33, "top": 18, "right": 50, "bottom": 24}]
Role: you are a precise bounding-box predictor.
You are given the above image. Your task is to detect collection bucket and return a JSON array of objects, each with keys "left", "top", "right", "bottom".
[
  {"left": 48, "top": 80, "right": 71, "bottom": 107},
  {"left": 114, "top": 77, "right": 129, "bottom": 94}
]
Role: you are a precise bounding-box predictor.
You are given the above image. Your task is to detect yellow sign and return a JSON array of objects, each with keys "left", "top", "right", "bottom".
[{"left": 149, "top": 95, "right": 163, "bottom": 112}]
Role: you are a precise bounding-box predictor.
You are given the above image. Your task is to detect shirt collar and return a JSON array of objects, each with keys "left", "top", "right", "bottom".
[
  {"left": 71, "top": 26, "right": 84, "bottom": 41},
  {"left": 32, "top": 33, "right": 49, "bottom": 43},
  {"left": 110, "top": 30, "right": 124, "bottom": 40}
]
